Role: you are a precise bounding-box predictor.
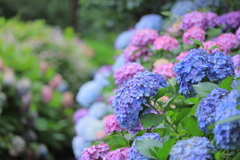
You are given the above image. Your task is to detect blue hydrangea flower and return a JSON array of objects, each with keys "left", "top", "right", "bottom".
[
  {"left": 196, "top": 88, "right": 229, "bottom": 133},
  {"left": 89, "top": 102, "right": 113, "bottom": 119},
  {"left": 112, "top": 54, "right": 126, "bottom": 71},
  {"left": 114, "top": 29, "right": 136, "bottom": 50},
  {"left": 72, "top": 136, "right": 91, "bottom": 160},
  {"left": 174, "top": 49, "right": 209, "bottom": 98},
  {"left": 207, "top": 51, "right": 235, "bottom": 82},
  {"left": 75, "top": 116, "right": 104, "bottom": 141},
  {"left": 113, "top": 71, "right": 168, "bottom": 130},
  {"left": 170, "top": 137, "right": 216, "bottom": 160},
  {"left": 232, "top": 71, "right": 240, "bottom": 87},
  {"left": 135, "top": 14, "right": 162, "bottom": 31},
  {"left": 76, "top": 80, "right": 103, "bottom": 108},
  {"left": 214, "top": 89, "right": 240, "bottom": 150},
  {"left": 128, "top": 133, "right": 161, "bottom": 160},
  {"left": 171, "top": 1, "right": 198, "bottom": 16},
  {"left": 195, "top": 0, "right": 220, "bottom": 8}
]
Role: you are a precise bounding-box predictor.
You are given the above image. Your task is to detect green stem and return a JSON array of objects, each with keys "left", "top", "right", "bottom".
[{"left": 164, "top": 116, "right": 179, "bottom": 134}]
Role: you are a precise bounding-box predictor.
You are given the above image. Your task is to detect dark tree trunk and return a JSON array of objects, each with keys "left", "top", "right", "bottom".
[{"left": 71, "top": 0, "right": 79, "bottom": 32}]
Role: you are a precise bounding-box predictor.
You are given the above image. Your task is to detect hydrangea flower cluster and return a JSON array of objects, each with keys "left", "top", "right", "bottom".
[
  {"left": 182, "top": 26, "right": 205, "bottom": 44},
  {"left": 170, "top": 137, "right": 216, "bottom": 160},
  {"left": 165, "top": 20, "right": 182, "bottom": 37},
  {"left": 103, "top": 114, "right": 122, "bottom": 134},
  {"left": 128, "top": 133, "right": 161, "bottom": 160},
  {"left": 72, "top": 108, "right": 89, "bottom": 124},
  {"left": 214, "top": 90, "right": 240, "bottom": 150},
  {"left": 113, "top": 62, "right": 144, "bottom": 86},
  {"left": 130, "top": 29, "right": 158, "bottom": 47},
  {"left": 103, "top": 147, "right": 130, "bottom": 160},
  {"left": 181, "top": 11, "right": 207, "bottom": 30},
  {"left": 199, "top": 41, "right": 220, "bottom": 54},
  {"left": 216, "top": 33, "right": 239, "bottom": 53},
  {"left": 220, "top": 11, "right": 240, "bottom": 29},
  {"left": 174, "top": 49, "right": 209, "bottom": 98},
  {"left": 153, "top": 36, "right": 179, "bottom": 51},
  {"left": 236, "top": 27, "right": 240, "bottom": 40},
  {"left": 113, "top": 71, "right": 168, "bottom": 130},
  {"left": 89, "top": 102, "right": 113, "bottom": 119},
  {"left": 232, "top": 54, "right": 240, "bottom": 73},
  {"left": 123, "top": 45, "right": 152, "bottom": 62},
  {"left": 176, "top": 51, "right": 189, "bottom": 61},
  {"left": 152, "top": 63, "right": 176, "bottom": 80},
  {"left": 195, "top": 88, "right": 229, "bottom": 133},
  {"left": 114, "top": 29, "right": 136, "bottom": 50},
  {"left": 72, "top": 136, "right": 92, "bottom": 160},
  {"left": 81, "top": 143, "right": 110, "bottom": 160},
  {"left": 153, "top": 58, "right": 169, "bottom": 67},
  {"left": 135, "top": 14, "right": 162, "bottom": 31},
  {"left": 205, "top": 12, "right": 220, "bottom": 28},
  {"left": 170, "top": 1, "right": 198, "bottom": 16},
  {"left": 207, "top": 51, "right": 235, "bottom": 82}
]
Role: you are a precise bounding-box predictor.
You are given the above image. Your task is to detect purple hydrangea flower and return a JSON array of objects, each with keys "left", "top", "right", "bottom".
[
  {"left": 103, "top": 114, "right": 122, "bottom": 134},
  {"left": 236, "top": 27, "right": 240, "bottom": 40},
  {"left": 174, "top": 49, "right": 209, "bottom": 98},
  {"left": 207, "top": 51, "right": 235, "bottom": 82},
  {"left": 135, "top": 14, "right": 162, "bottom": 31},
  {"left": 81, "top": 143, "right": 110, "bottom": 160},
  {"left": 170, "top": 137, "right": 216, "bottom": 160},
  {"left": 123, "top": 45, "right": 152, "bottom": 62},
  {"left": 153, "top": 35, "right": 179, "bottom": 51},
  {"left": 130, "top": 29, "right": 158, "bottom": 47},
  {"left": 114, "top": 29, "right": 136, "bottom": 50},
  {"left": 182, "top": 26, "right": 205, "bottom": 45},
  {"left": 103, "top": 147, "right": 130, "bottom": 160},
  {"left": 181, "top": 11, "right": 207, "bottom": 30},
  {"left": 216, "top": 33, "right": 239, "bottom": 54},
  {"left": 113, "top": 71, "right": 168, "bottom": 130},
  {"left": 113, "top": 62, "right": 145, "bottom": 86},
  {"left": 224, "top": 11, "right": 240, "bottom": 29},
  {"left": 232, "top": 54, "right": 240, "bottom": 73},
  {"left": 129, "top": 133, "right": 161, "bottom": 160},
  {"left": 205, "top": 12, "right": 220, "bottom": 28},
  {"left": 214, "top": 90, "right": 240, "bottom": 149},
  {"left": 196, "top": 88, "right": 229, "bottom": 133},
  {"left": 73, "top": 108, "right": 89, "bottom": 124}
]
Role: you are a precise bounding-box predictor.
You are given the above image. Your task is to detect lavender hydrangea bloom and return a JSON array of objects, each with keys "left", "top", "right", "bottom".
[
  {"left": 103, "top": 147, "right": 130, "bottom": 160},
  {"left": 196, "top": 88, "right": 229, "bottom": 133},
  {"left": 207, "top": 51, "right": 235, "bottom": 82},
  {"left": 171, "top": 1, "right": 198, "bottom": 16},
  {"left": 129, "top": 133, "right": 161, "bottom": 160},
  {"left": 170, "top": 137, "right": 216, "bottom": 160},
  {"left": 73, "top": 108, "right": 89, "bottom": 124},
  {"left": 113, "top": 71, "right": 168, "bottom": 130},
  {"left": 174, "top": 49, "right": 209, "bottom": 98},
  {"left": 214, "top": 90, "right": 240, "bottom": 150},
  {"left": 114, "top": 29, "right": 136, "bottom": 50},
  {"left": 135, "top": 14, "right": 162, "bottom": 31}
]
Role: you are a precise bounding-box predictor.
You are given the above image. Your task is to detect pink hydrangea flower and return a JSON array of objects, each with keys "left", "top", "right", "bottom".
[
  {"left": 182, "top": 26, "right": 205, "bottom": 44},
  {"left": 165, "top": 20, "right": 182, "bottom": 36},
  {"left": 205, "top": 12, "right": 219, "bottom": 28},
  {"left": 123, "top": 45, "right": 152, "bottom": 62},
  {"left": 103, "top": 114, "right": 122, "bottom": 134},
  {"left": 153, "top": 36, "right": 179, "bottom": 51},
  {"left": 199, "top": 41, "right": 220, "bottom": 54},
  {"left": 232, "top": 55, "right": 240, "bottom": 73},
  {"left": 152, "top": 63, "right": 176, "bottom": 80},
  {"left": 41, "top": 85, "right": 53, "bottom": 103},
  {"left": 103, "top": 147, "right": 130, "bottom": 160},
  {"left": 216, "top": 33, "right": 239, "bottom": 54},
  {"left": 181, "top": 11, "right": 207, "bottom": 30},
  {"left": 113, "top": 62, "right": 144, "bottom": 86},
  {"left": 81, "top": 143, "right": 110, "bottom": 160},
  {"left": 49, "top": 74, "right": 62, "bottom": 89},
  {"left": 72, "top": 108, "right": 89, "bottom": 123},
  {"left": 236, "top": 27, "right": 240, "bottom": 40},
  {"left": 225, "top": 11, "right": 240, "bottom": 28},
  {"left": 130, "top": 28, "right": 158, "bottom": 47},
  {"left": 176, "top": 51, "right": 189, "bottom": 60}
]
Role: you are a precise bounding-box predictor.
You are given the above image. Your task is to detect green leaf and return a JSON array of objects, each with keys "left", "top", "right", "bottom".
[
  {"left": 161, "top": 11, "right": 171, "bottom": 16},
  {"left": 206, "top": 28, "right": 221, "bottom": 38},
  {"left": 173, "top": 108, "right": 191, "bottom": 126},
  {"left": 208, "top": 45, "right": 220, "bottom": 50},
  {"left": 154, "top": 87, "right": 167, "bottom": 103},
  {"left": 35, "top": 118, "right": 48, "bottom": 131},
  {"left": 184, "top": 116, "right": 203, "bottom": 136},
  {"left": 136, "top": 138, "right": 162, "bottom": 159},
  {"left": 187, "top": 97, "right": 199, "bottom": 104},
  {"left": 192, "top": 82, "right": 219, "bottom": 97},
  {"left": 215, "top": 115, "right": 240, "bottom": 126},
  {"left": 215, "top": 151, "right": 223, "bottom": 160},
  {"left": 189, "top": 103, "right": 198, "bottom": 116},
  {"left": 140, "top": 113, "right": 164, "bottom": 128},
  {"left": 168, "top": 78, "right": 176, "bottom": 88},
  {"left": 189, "top": 38, "right": 204, "bottom": 48},
  {"left": 232, "top": 81, "right": 240, "bottom": 94},
  {"left": 219, "top": 76, "right": 233, "bottom": 91},
  {"left": 233, "top": 152, "right": 240, "bottom": 160},
  {"left": 156, "top": 139, "right": 176, "bottom": 160}
]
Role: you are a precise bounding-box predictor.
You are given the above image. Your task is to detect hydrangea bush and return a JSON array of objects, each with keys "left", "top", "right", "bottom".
[{"left": 72, "top": 5, "right": 240, "bottom": 160}]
